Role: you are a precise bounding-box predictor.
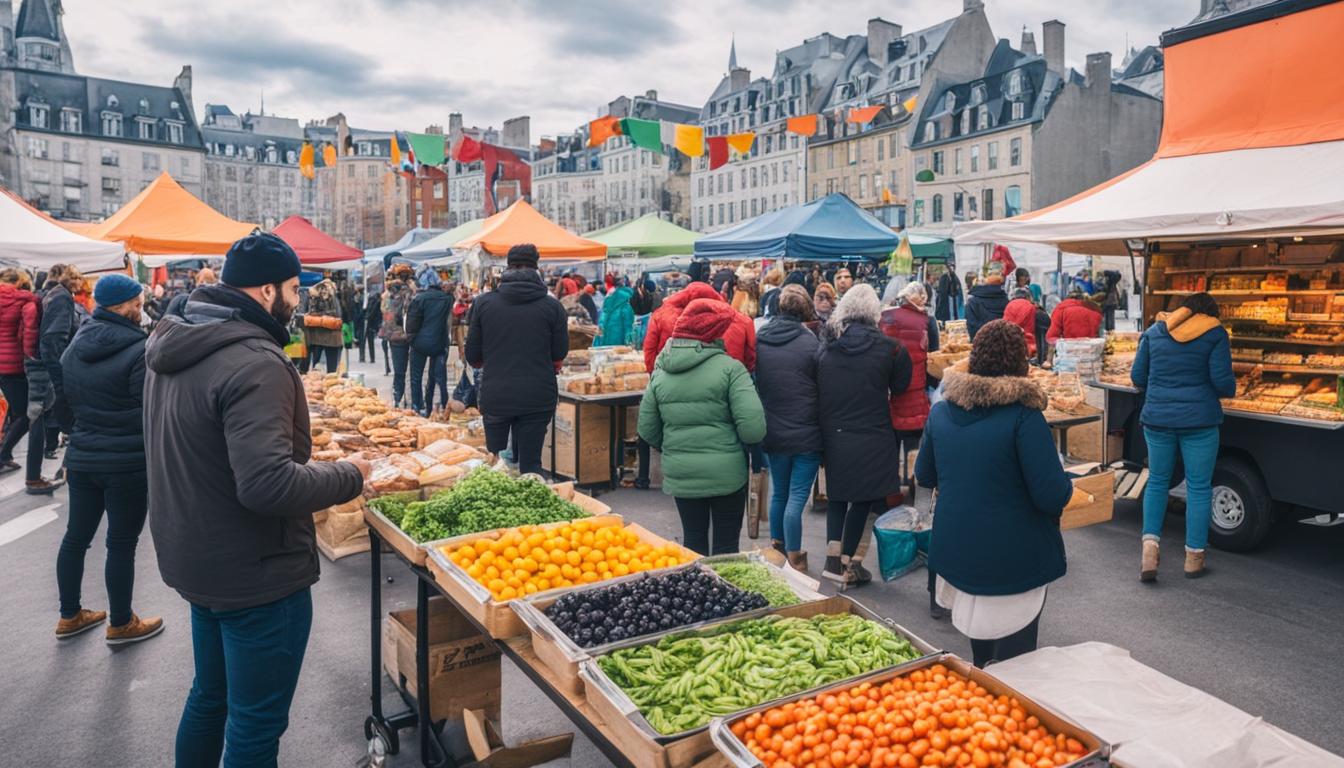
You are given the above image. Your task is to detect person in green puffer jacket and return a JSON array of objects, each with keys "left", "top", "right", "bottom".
[{"left": 638, "top": 298, "right": 765, "bottom": 555}]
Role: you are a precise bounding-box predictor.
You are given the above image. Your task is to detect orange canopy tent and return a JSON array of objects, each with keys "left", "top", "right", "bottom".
[
  {"left": 88, "top": 172, "right": 256, "bottom": 258},
  {"left": 272, "top": 215, "right": 363, "bottom": 267},
  {"left": 453, "top": 199, "right": 606, "bottom": 260}
]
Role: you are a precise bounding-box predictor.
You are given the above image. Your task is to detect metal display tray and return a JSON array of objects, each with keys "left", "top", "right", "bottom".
[
  {"left": 578, "top": 595, "right": 939, "bottom": 746},
  {"left": 511, "top": 551, "right": 826, "bottom": 696},
  {"left": 708, "top": 653, "right": 1110, "bottom": 768}
]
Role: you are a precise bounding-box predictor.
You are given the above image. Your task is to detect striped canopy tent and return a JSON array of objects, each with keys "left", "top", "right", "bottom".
[{"left": 953, "top": 1, "right": 1344, "bottom": 254}]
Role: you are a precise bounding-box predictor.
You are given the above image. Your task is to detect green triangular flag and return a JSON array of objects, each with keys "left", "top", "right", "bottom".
[{"left": 619, "top": 118, "right": 664, "bottom": 153}]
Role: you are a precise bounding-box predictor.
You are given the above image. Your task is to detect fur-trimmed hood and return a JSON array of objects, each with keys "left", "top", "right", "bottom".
[{"left": 942, "top": 369, "right": 1048, "bottom": 411}]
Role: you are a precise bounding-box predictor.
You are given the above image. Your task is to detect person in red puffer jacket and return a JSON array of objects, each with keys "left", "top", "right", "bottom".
[
  {"left": 1047, "top": 288, "right": 1103, "bottom": 345},
  {"left": 1002, "top": 289, "right": 1039, "bottom": 359},
  {"left": 643, "top": 281, "right": 755, "bottom": 374},
  {"left": 0, "top": 268, "right": 42, "bottom": 478}
]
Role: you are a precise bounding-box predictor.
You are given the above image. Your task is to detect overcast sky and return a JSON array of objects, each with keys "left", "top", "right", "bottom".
[{"left": 61, "top": 0, "right": 1196, "bottom": 140}]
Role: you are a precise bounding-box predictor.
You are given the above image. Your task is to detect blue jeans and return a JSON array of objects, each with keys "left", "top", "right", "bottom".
[
  {"left": 409, "top": 349, "right": 447, "bottom": 414},
  {"left": 388, "top": 343, "right": 410, "bottom": 407},
  {"left": 1142, "top": 426, "right": 1219, "bottom": 550},
  {"left": 765, "top": 451, "right": 821, "bottom": 552},
  {"left": 175, "top": 588, "right": 313, "bottom": 768}
]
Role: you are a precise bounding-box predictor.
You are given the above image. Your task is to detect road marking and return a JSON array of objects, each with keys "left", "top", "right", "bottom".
[
  {"left": 0, "top": 503, "right": 59, "bottom": 546},
  {"left": 0, "top": 472, "right": 27, "bottom": 499}
]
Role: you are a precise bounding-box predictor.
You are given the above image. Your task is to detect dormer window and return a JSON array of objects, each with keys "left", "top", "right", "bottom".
[
  {"left": 943, "top": 92, "right": 956, "bottom": 112},
  {"left": 166, "top": 121, "right": 184, "bottom": 144},
  {"left": 138, "top": 98, "right": 150, "bottom": 115},
  {"left": 1012, "top": 101, "right": 1026, "bottom": 121},
  {"left": 225, "top": 144, "right": 235, "bottom": 157},
  {"left": 60, "top": 108, "right": 81, "bottom": 133},
  {"left": 107, "top": 95, "right": 119, "bottom": 109},
  {"left": 922, "top": 122, "right": 938, "bottom": 143},
  {"left": 266, "top": 145, "right": 278, "bottom": 163},
  {"left": 970, "top": 84, "right": 987, "bottom": 106},
  {"left": 1005, "top": 70, "right": 1024, "bottom": 97},
  {"left": 135, "top": 116, "right": 155, "bottom": 140},
  {"left": 960, "top": 109, "right": 971, "bottom": 135},
  {"left": 977, "top": 107, "right": 990, "bottom": 131},
  {"left": 28, "top": 101, "right": 49, "bottom": 129}
]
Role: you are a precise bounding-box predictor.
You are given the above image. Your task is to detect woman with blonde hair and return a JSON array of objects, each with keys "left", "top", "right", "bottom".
[
  {"left": 812, "top": 282, "right": 838, "bottom": 323},
  {"left": 816, "top": 284, "right": 912, "bottom": 584}
]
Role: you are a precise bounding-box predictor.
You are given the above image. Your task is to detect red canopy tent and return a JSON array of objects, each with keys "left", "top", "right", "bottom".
[{"left": 272, "top": 216, "right": 363, "bottom": 267}]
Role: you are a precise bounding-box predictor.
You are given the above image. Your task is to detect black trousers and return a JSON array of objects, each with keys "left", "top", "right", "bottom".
[
  {"left": 0, "top": 374, "right": 45, "bottom": 481},
  {"left": 57, "top": 469, "right": 148, "bottom": 627},
  {"left": 827, "top": 499, "right": 884, "bottom": 557},
  {"left": 636, "top": 437, "right": 651, "bottom": 483},
  {"left": 389, "top": 344, "right": 410, "bottom": 406},
  {"left": 359, "top": 329, "right": 378, "bottom": 363},
  {"left": 483, "top": 410, "right": 552, "bottom": 477},
  {"left": 409, "top": 350, "right": 448, "bottom": 415},
  {"left": 969, "top": 609, "right": 1043, "bottom": 668},
  {"left": 381, "top": 339, "right": 391, "bottom": 373},
  {"left": 674, "top": 485, "right": 747, "bottom": 556}
]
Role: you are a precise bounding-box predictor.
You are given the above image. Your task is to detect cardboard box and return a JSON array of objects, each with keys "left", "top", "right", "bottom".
[
  {"left": 383, "top": 597, "right": 501, "bottom": 722},
  {"left": 463, "top": 708, "right": 573, "bottom": 768},
  {"left": 1062, "top": 469, "right": 1115, "bottom": 530},
  {"left": 543, "top": 401, "right": 612, "bottom": 484}
]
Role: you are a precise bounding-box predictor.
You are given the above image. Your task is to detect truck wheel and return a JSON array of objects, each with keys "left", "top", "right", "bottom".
[{"left": 1208, "top": 457, "right": 1273, "bottom": 552}]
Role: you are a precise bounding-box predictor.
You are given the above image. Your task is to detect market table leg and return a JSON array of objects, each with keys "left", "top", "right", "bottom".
[
  {"left": 416, "top": 575, "right": 454, "bottom": 767},
  {"left": 608, "top": 403, "right": 620, "bottom": 490}
]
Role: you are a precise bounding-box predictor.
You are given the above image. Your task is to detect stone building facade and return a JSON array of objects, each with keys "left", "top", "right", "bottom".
[
  {"left": 304, "top": 113, "right": 412, "bottom": 249},
  {"left": 201, "top": 104, "right": 304, "bottom": 229}
]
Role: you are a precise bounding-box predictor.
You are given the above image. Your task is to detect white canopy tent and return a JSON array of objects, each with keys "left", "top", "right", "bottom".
[
  {"left": 0, "top": 189, "right": 126, "bottom": 272},
  {"left": 953, "top": 141, "right": 1344, "bottom": 254}
]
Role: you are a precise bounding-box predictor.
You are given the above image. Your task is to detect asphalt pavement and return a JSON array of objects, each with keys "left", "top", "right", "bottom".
[{"left": 1, "top": 355, "right": 1341, "bottom": 767}]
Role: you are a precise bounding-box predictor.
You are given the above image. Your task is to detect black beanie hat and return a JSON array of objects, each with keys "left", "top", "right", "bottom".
[
  {"left": 222, "top": 232, "right": 302, "bottom": 288},
  {"left": 506, "top": 243, "right": 540, "bottom": 269}
]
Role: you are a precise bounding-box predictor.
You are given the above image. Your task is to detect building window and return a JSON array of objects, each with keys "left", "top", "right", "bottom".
[
  {"left": 1012, "top": 101, "right": 1026, "bottom": 121},
  {"left": 1004, "top": 185, "right": 1022, "bottom": 217},
  {"left": 914, "top": 199, "right": 924, "bottom": 226},
  {"left": 698, "top": 177, "right": 704, "bottom": 196},
  {"left": 101, "top": 148, "right": 119, "bottom": 166},
  {"left": 876, "top": 138, "right": 884, "bottom": 162},
  {"left": 987, "top": 142, "right": 998, "bottom": 170},
  {"left": 716, "top": 175, "right": 723, "bottom": 194},
  {"left": 982, "top": 188, "right": 994, "bottom": 220},
  {"left": 954, "top": 149, "right": 962, "bottom": 175},
  {"left": 102, "top": 176, "right": 121, "bottom": 194},
  {"left": 932, "top": 151, "right": 944, "bottom": 175},
  {"left": 944, "top": 92, "right": 956, "bottom": 112},
  {"left": 826, "top": 178, "right": 835, "bottom": 195},
  {"left": 977, "top": 107, "right": 990, "bottom": 131},
  {"left": 960, "top": 110, "right": 971, "bottom": 135},
  {"left": 741, "top": 200, "right": 747, "bottom": 219},
  {"left": 167, "top": 122, "right": 184, "bottom": 144},
  {"left": 101, "top": 112, "right": 123, "bottom": 137},
  {"left": 968, "top": 195, "right": 978, "bottom": 218},
  {"left": 931, "top": 194, "right": 943, "bottom": 223},
  {"left": 28, "top": 103, "right": 49, "bottom": 129},
  {"left": 727, "top": 172, "right": 734, "bottom": 193},
  {"left": 137, "top": 119, "right": 155, "bottom": 140},
  {"left": 812, "top": 182, "right": 818, "bottom": 200},
  {"left": 717, "top": 203, "right": 724, "bottom": 223},
  {"left": 1010, "top": 138, "right": 1022, "bottom": 166},
  {"left": 953, "top": 192, "right": 964, "bottom": 220},
  {"left": 751, "top": 198, "right": 758, "bottom": 216},
  {"left": 970, "top": 145, "right": 980, "bottom": 173},
  {"left": 750, "top": 167, "right": 758, "bottom": 188},
  {"left": 60, "top": 108, "right": 81, "bottom": 133},
  {"left": 859, "top": 174, "right": 869, "bottom": 199},
  {"left": 828, "top": 147, "right": 835, "bottom": 170},
  {"left": 707, "top": 206, "right": 714, "bottom": 226},
  {"left": 27, "top": 137, "right": 48, "bottom": 158},
  {"left": 180, "top": 157, "right": 192, "bottom": 177},
  {"left": 781, "top": 162, "right": 788, "bottom": 182},
  {"left": 847, "top": 141, "right": 858, "bottom": 165},
  {"left": 142, "top": 153, "right": 160, "bottom": 172}
]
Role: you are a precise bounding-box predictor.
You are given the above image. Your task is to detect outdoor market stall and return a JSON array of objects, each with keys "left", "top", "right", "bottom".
[
  {"left": 587, "top": 213, "right": 700, "bottom": 275},
  {"left": 399, "top": 217, "right": 489, "bottom": 266},
  {"left": 951, "top": 0, "right": 1344, "bottom": 551},
  {"left": 694, "top": 193, "right": 898, "bottom": 263},
  {"left": 86, "top": 172, "right": 257, "bottom": 264},
  {"left": 273, "top": 215, "right": 364, "bottom": 268},
  {"left": 0, "top": 186, "right": 126, "bottom": 272}
]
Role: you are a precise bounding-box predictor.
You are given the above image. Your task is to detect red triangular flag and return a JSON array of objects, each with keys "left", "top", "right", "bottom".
[
  {"left": 454, "top": 134, "right": 482, "bottom": 163},
  {"left": 707, "top": 136, "right": 729, "bottom": 170}
]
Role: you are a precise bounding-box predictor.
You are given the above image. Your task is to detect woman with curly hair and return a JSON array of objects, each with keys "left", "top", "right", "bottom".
[
  {"left": 915, "top": 319, "right": 1075, "bottom": 666},
  {"left": 816, "top": 284, "right": 912, "bottom": 585}
]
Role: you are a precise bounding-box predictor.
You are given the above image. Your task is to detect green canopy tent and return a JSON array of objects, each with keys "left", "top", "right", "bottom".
[
  {"left": 586, "top": 213, "right": 700, "bottom": 274},
  {"left": 901, "top": 231, "right": 954, "bottom": 262}
]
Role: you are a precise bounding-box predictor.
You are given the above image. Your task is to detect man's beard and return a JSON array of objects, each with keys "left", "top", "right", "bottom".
[{"left": 269, "top": 293, "right": 295, "bottom": 326}]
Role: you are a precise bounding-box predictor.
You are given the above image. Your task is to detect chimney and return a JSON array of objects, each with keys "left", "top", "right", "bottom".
[
  {"left": 174, "top": 65, "right": 194, "bottom": 116},
  {"left": 1085, "top": 52, "right": 1112, "bottom": 90},
  {"left": 1020, "top": 28, "right": 1037, "bottom": 56},
  {"left": 645, "top": 89, "right": 658, "bottom": 102},
  {"left": 1042, "top": 20, "right": 1065, "bottom": 75},
  {"left": 963, "top": 0, "right": 984, "bottom": 12},
  {"left": 867, "top": 18, "right": 902, "bottom": 68},
  {"left": 730, "top": 66, "right": 751, "bottom": 91}
]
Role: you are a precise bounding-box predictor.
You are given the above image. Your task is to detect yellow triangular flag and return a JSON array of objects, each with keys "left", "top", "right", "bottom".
[
  {"left": 902, "top": 95, "right": 918, "bottom": 114},
  {"left": 390, "top": 135, "right": 402, "bottom": 167},
  {"left": 674, "top": 124, "right": 704, "bottom": 158},
  {"left": 726, "top": 132, "right": 755, "bottom": 155}
]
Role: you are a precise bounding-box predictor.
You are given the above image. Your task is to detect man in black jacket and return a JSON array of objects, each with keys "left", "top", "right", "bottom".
[
  {"left": 55, "top": 274, "right": 162, "bottom": 644},
  {"left": 361, "top": 287, "right": 382, "bottom": 366},
  {"left": 405, "top": 278, "right": 453, "bottom": 415},
  {"left": 964, "top": 265, "right": 1010, "bottom": 340},
  {"left": 466, "top": 243, "right": 568, "bottom": 476},
  {"left": 144, "top": 233, "right": 368, "bottom": 766}
]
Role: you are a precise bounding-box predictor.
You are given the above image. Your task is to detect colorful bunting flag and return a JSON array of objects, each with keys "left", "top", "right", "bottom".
[
  {"left": 786, "top": 114, "right": 818, "bottom": 137},
  {"left": 481, "top": 143, "right": 531, "bottom": 216},
  {"left": 389, "top": 135, "right": 402, "bottom": 168},
  {"left": 726, "top": 132, "right": 755, "bottom": 154},
  {"left": 322, "top": 143, "right": 337, "bottom": 167},
  {"left": 408, "top": 132, "right": 447, "bottom": 166},
  {"left": 847, "top": 105, "right": 883, "bottom": 124},
  {"left": 588, "top": 116, "right": 620, "bottom": 147},
  {"left": 673, "top": 124, "right": 704, "bottom": 158},
  {"left": 402, "top": 135, "right": 417, "bottom": 172},
  {"left": 902, "top": 95, "right": 918, "bottom": 114},
  {"left": 659, "top": 120, "right": 677, "bottom": 148},
  {"left": 454, "top": 134, "right": 483, "bottom": 163},
  {"left": 707, "top": 136, "right": 729, "bottom": 170},
  {"left": 620, "top": 118, "right": 664, "bottom": 153},
  {"left": 299, "top": 142, "right": 315, "bottom": 180}
]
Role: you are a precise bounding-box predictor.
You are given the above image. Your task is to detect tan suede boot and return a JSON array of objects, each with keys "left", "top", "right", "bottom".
[
  {"left": 1140, "top": 539, "right": 1159, "bottom": 583},
  {"left": 1184, "top": 548, "right": 1207, "bottom": 579}
]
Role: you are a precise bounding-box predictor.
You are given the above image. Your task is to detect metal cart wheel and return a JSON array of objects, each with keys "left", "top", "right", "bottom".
[{"left": 364, "top": 715, "right": 400, "bottom": 756}]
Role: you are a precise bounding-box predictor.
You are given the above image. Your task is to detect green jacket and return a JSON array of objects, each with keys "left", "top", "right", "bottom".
[{"left": 638, "top": 339, "right": 766, "bottom": 498}]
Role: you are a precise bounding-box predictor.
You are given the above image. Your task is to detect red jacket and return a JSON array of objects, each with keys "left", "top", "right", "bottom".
[
  {"left": 1002, "top": 298, "right": 1038, "bottom": 358},
  {"left": 991, "top": 244, "right": 1017, "bottom": 278},
  {"left": 1047, "top": 298, "right": 1102, "bottom": 345},
  {"left": 644, "top": 282, "right": 755, "bottom": 373},
  {"left": 0, "top": 283, "right": 39, "bottom": 376},
  {"left": 878, "top": 303, "right": 930, "bottom": 431}
]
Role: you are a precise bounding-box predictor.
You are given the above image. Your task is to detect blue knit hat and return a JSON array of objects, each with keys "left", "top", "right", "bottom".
[
  {"left": 222, "top": 232, "right": 302, "bottom": 288},
  {"left": 93, "top": 274, "right": 143, "bottom": 308}
]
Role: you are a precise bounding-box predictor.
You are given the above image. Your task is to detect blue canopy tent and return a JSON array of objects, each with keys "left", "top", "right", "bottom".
[{"left": 693, "top": 194, "right": 898, "bottom": 262}]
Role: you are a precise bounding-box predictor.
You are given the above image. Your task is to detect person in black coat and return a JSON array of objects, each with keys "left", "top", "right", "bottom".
[
  {"left": 465, "top": 244, "right": 569, "bottom": 477},
  {"left": 362, "top": 287, "right": 382, "bottom": 368},
  {"left": 964, "top": 268, "right": 1009, "bottom": 340},
  {"left": 405, "top": 280, "right": 454, "bottom": 415},
  {"left": 54, "top": 275, "right": 163, "bottom": 643},
  {"left": 816, "top": 284, "right": 912, "bottom": 586},
  {"left": 754, "top": 285, "right": 822, "bottom": 570},
  {"left": 915, "top": 320, "right": 1074, "bottom": 667},
  {"left": 935, "top": 266, "right": 963, "bottom": 322}
]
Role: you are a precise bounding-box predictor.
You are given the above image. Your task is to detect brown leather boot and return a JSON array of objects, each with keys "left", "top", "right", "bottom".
[
  {"left": 1141, "top": 539, "right": 1159, "bottom": 583},
  {"left": 771, "top": 539, "right": 785, "bottom": 555},
  {"left": 56, "top": 608, "right": 107, "bottom": 639},
  {"left": 106, "top": 614, "right": 165, "bottom": 646},
  {"left": 786, "top": 551, "right": 809, "bottom": 572},
  {"left": 1184, "top": 548, "right": 1207, "bottom": 579}
]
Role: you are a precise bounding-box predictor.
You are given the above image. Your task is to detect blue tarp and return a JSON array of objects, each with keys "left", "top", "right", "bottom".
[{"left": 693, "top": 194, "right": 899, "bottom": 262}]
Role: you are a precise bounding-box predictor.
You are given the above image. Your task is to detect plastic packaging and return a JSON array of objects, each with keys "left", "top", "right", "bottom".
[{"left": 874, "top": 505, "right": 933, "bottom": 581}]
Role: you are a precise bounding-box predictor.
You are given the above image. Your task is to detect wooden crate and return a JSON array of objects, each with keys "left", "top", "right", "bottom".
[
  {"left": 1062, "top": 470, "right": 1116, "bottom": 530},
  {"left": 544, "top": 401, "right": 614, "bottom": 485}
]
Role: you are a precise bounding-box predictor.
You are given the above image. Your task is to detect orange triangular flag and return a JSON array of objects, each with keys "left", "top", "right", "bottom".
[
  {"left": 726, "top": 132, "right": 755, "bottom": 154},
  {"left": 786, "top": 115, "right": 818, "bottom": 137},
  {"left": 322, "top": 143, "right": 337, "bottom": 167},
  {"left": 390, "top": 136, "right": 402, "bottom": 167},
  {"left": 588, "top": 116, "right": 620, "bottom": 147},
  {"left": 299, "top": 142, "right": 315, "bottom": 180},
  {"left": 846, "top": 105, "right": 883, "bottom": 124}
]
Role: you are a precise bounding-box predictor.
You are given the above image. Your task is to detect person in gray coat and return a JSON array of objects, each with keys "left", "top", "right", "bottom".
[{"left": 144, "top": 233, "right": 369, "bottom": 766}]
